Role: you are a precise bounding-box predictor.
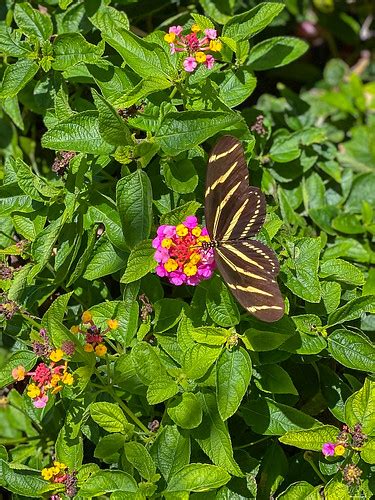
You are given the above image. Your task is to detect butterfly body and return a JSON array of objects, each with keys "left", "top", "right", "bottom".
[{"left": 204, "top": 135, "right": 284, "bottom": 323}]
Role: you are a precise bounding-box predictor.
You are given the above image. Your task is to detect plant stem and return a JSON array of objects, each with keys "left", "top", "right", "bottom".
[
  {"left": 109, "top": 389, "right": 150, "bottom": 435},
  {"left": 234, "top": 436, "right": 270, "bottom": 450}
]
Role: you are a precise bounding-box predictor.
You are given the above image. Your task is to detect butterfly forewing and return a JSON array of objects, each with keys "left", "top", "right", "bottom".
[
  {"left": 205, "top": 135, "right": 284, "bottom": 322},
  {"left": 205, "top": 136, "right": 266, "bottom": 241}
]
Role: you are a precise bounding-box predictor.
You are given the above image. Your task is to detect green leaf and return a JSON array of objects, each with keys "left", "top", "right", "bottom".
[
  {"left": 192, "top": 392, "right": 242, "bottom": 476},
  {"left": 116, "top": 170, "right": 153, "bottom": 249},
  {"left": 217, "top": 69, "right": 257, "bottom": 108},
  {"left": 116, "top": 77, "right": 172, "bottom": 108},
  {"left": 244, "top": 317, "right": 295, "bottom": 351},
  {"left": 131, "top": 342, "right": 165, "bottom": 384},
  {"left": 166, "top": 463, "right": 230, "bottom": 493},
  {"left": 155, "top": 111, "right": 243, "bottom": 156},
  {"left": 154, "top": 298, "right": 185, "bottom": 333},
  {"left": 94, "top": 434, "right": 126, "bottom": 460},
  {"left": 102, "top": 27, "right": 175, "bottom": 80},
  {"left": 92, "top": 89, "right": 132, "bottom": 146},
  {"left": 319, "top": 364, "right": 352, "bottom": 421},
  {"left": 279, "top": 425, "right": 339, "bottom": 451},
  {"left": 168, "top": 392, "right": 203, "bottom": 429},
  {"left": 152, "top": 425, "right": 191, "bottom": 482},
  {"left": 121, "top": 239, "right": 155, "bottom": 283},
  {"left": 42, "top": 111, "right": 115, "bottom": 154},
  {"left": 124, "top": 442, "right": 157, "bottom": 481},
  {"left": 55, "top": 407, "right": 84, "bottom": 469},
  {"left": 52, "top": 33, "right": 104, "bottom": 71},
  {"left": 78, "top": 470, "right": 138, "bottom": 497},
  {"left": 248, "top": 37, "right": 308, "bottom": 70},
  {"left": 258, "top": 442, "right": 288, "bottom": 499},
  {"left": 182, "top": 343, "right": 222, "bottom": 380},
  {"left": 163, "top": 158, "right": 199, "bottom": 194},
  {"left": 0, "top": 460, "right": 57, "bottom": 497},
  {"left": 242, "top": 398, "right": 318, "bottom": 436},
  {"left": 361, "top": 437, "right": 375, "bottom": 464},
  {"left": 344, "top": 378, "right": 375, "bottom": 434},
  {"left": 222, "top": 3, "right": 285, "bottom": 41},
  {"left": 327, "top": 295, "right": 375, "bottom": 326},
  {"left": 320, "top": 258, "right": 364, "bottom": 286},
  {"left": 270, "top": 128, "right": 326, "bottom": 163},
  {"left": 14, "top": 3, "right": 53, "bottom": 41},
  {"left": 0, "top": 351, "right": 37, "bottom": 389},
  {"left": 254, "top": 364, "right": 298, "bottom": 395},
  {"left": 278, "top": 481, "right": 319, "bottom": 499},
  {"left": 160, "top": 201, "right": 201, "bottom": 225},
  {"left": 284, "top": 237, "right": 322, "bottom": 303},
  {"left": 90, "top": 402, "right": 129, "bottom": 433},
  {"left": 83, "top": 236, "right": 127, "bottom": 280},
  {"left": 147, "top": 376, "right": 179, "bottom": 404},
  {"left": 0, "top": 59, "right": 39, "bottom": 99},
  {"left": 206, "top": 275, "right": 240, "bottom": 327},
  {"left": 191, "top": 13, "right": 215, "bottom": 30},
  {"left": 191, "top": 327, "right": 229, "bottom": 346},
  {"left": 327, "top": 329, "right": 375, "bottom": 372},
  {"left": 323, "top": 480, "right": 351, "bottom": 500},
  {"left": 216, "top": 347, "right": 252, "bottom": 420}
]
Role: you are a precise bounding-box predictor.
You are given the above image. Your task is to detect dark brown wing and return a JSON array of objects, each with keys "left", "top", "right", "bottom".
[
  {"left": 215, "top": 239, "right": 284, "bottom": 322},
  {"left": 205, "top": 135, "right": 266, "bottom": 241}
]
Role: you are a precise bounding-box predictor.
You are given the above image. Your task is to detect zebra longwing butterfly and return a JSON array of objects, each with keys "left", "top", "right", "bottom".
[{"left": 204, "top": 135, "right": 284, "bottom": 322}]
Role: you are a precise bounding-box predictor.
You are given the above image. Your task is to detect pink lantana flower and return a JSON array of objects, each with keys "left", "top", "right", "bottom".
[
  {"left": 205, "top": 54, "right": 215, "bottom": 70},
  {"left": 153, "top": 216, "right": 216, "bottom": 286},
  {"left": 33, "top": 394, "right": 48, "bottom": 408},
  {"left": 204, "top": 28, "right": 217, "bottom": 39},
  {"left": 322, "top": 442, "right": 336, "bottom": 456},
  {"left": 183, "top": 57, "right": 197, "bottom": 72}
]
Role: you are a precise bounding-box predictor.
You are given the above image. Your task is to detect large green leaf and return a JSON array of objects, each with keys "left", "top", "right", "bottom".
[{"left": 248, "top": 37, "right": 308, "bottom": 70}]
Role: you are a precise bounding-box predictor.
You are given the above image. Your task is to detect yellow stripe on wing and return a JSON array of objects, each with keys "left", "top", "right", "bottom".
[
  {"left": 227, "top": 283, "right": 272, "bottom": 297},
  {"left": 212, "top": 181, "right": 242, "bottom": 237},
  {"left": 205, "top": 161, "right": 238, "bottom": 197},
  {"left": 208, "top": 142, "right": 240, "bottom": 163},
  {"left": 217, "top": 248, "right": 266, "bottom": 281}
]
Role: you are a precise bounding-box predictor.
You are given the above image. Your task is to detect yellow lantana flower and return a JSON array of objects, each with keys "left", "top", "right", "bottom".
[
  {"left": 107, "top": 319, "right": 119, "bottom": 330},
  {"left": 184, "top": 263, "right": 198, "bottom": 276},
  {"left": 191, "top": 24, "right": 200, "bottom": 33},
  {"left": 164, "top": 259, "right": 178, "bottom": 272},
  {"left": 49, "top": 349, "right": 64, "bottom": 363},
  {"left": 41, "top": 468, "right": 54, "bottom": 480},
  {"left": 70, "top": 325, "right": 80, "bottom": 334},
  {"left": 27, "top": 384, "right": 40, "bottom": 398},
  {"left": 81, "top": 310, "right": 92, "bottom": 323},
  {"left": 95, "top": 344, "right": 107, "bottom": 356},
  {"left": 84, "top": 343, "right": 94, "bottom": 352},
  {"left": 161, "top": 238, "right": 173, "bottom": 249},
  {"left": 209, "top": 39, "right": 222, "bottom": 52},
  {"left": 164, "top": 32, "right": 176, "bottom": 43},
  {"left": 334, "top": 444, "right": 346, "bottom": 456},
  {"left": 195, "top": 51, "right": 207, "bottom": 63},
  {"left": 176, "top": 224, "right": 189, "bottom": 237}
]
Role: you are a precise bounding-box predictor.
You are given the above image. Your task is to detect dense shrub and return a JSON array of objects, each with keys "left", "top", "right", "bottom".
[{"left": 0, "top": 1, "right": 375, "bottom": 498}]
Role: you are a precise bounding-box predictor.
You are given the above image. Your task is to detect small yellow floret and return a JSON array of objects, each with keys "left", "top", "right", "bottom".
[
  {"left": 81, "top": 310, "right": 92, "bottom": 323},
  {"left": 195, "top": 51, "right": 207, "bottom": 63},
  {"left": 49, "top": 349, "right": 64, "bottom": 363},
  {"left": 192, "top": 227, "right": 201, "bottom": 237},
  {"left": 176, "top": 224, "right": 189, "bottom": 237},
  {"left": 41, "top": 468, "right": 53, "bottom": 481},
  {"left": 27, "top": 383, "right": 41, "bottom": 399},
  {"left": 197, "top": 235, "right": 210, "bottom": 245},
  {"left": 209, "top": 40, "right": 222, "bottom": 52},
  {"left": 191, "top": 24, "right": 200, "bottom": 33},
  {"left": 334, "top": 444, "right": 346, "bottom": 456},
  {"left": 84, "top": 343, "right": 94, "bottom": 352},
  {"left": 53, "top": 461, "right": 67, "bottom": 470},
  {"left": 95, "top": 344, "right": 107, "bottom": 356},
  {"left": 164, "top": 259, "right": 178, "bottom": 272},
  {"left": 190, "top": 253, "right": 201, "bottom": 265},
  {"left": 50, "top": 374, "right": 61, "bottom": 387},
  {"left": 12, "top": 365, "right": 26, "bottom": 381},
  {"left": 107, "top": 319, "right": 119, "bottom": 330},
  {"left": 184, "top": 263, "right": 198, "bottom": 276},
  {"left": 70, "top": 325, "right": 80, "bottom": 334},
  {"left": 164, "top": 32, "right": 176, "bottom": 43},
  {"left": 62, "top": 372, "right": 74, "bottom": 385},
  {"left": 161, "top": 238, "right": 173, "bottom": 249}
]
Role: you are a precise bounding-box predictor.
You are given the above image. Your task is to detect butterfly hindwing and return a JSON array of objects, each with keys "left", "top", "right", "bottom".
[
  {"left": 215, "top": 240, "right": 284, "bottom": 322},
  {"left": 205, "top": 136, "right": 266, "bottom": 241}
]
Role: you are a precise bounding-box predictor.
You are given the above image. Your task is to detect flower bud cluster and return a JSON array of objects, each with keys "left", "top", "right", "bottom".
[
  {"left": 42, "top": 462, "right": 77, "bottom": 498},
  {"left": 70, "top": 310, "right": 119, "bottom": 356},
  {"left": 322, "top": 423, "right": 367, "bottom": 458}
]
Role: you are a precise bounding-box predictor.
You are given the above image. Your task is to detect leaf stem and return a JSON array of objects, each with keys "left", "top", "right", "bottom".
[
  {"left": 234, "top": 436, "right": 270, "bottom": 449},
  {"left": 109, "top": 389, "right": 150, "bottom": 435}
]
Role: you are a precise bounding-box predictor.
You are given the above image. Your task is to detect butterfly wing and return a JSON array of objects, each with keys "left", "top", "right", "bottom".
[
  {"left": 205, "top": 135, "right": 266, "bottom": 241},
  {"left": 215, "top": 239, "right": 284, "bottom": 322}
]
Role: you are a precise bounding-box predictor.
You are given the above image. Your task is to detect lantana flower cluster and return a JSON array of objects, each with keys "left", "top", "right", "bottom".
[
  {"left": 12, "top": 329, "right": 74, "bottom": 408},
  {"left": 322, "top": 423, "right": 367, "bottom": 458},
  {"left": 153, "top": 215, "right": 215, "bottom": 286},
  {"left": 42, "top": 461, "right": 77, "bottom": 498},
  {"left": 70, "top": 310, "right": 118, "bottom": 356},
  {"left": 164, "top": 24, "right": 222, "bottom": 72}
]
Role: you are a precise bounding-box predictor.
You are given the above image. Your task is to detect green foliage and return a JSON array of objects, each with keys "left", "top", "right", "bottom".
[{"left": 0, "top": 0, "right": 374, "bottom": 498}]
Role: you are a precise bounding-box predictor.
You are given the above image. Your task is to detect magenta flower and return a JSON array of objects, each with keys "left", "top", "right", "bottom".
[
  {"left": 183, "top": 57, "right": 197, "bottom": 72},
  {"left": 153, "top": 216, "right": 215, "bottom": 286},
  {"left": 205, "top": 54, "right": 215, "bottom": 69},
  {"left": 33, "top": 394, "right": 48, "bottom": 408},
  {"left": 205, "top": 28, "right": 217, "bottom": 39},
  {"left": 169, "top": 25, "right": 183, "bottom": 36},
  {"left": 322, "top": 442, "right": 336, "bottom": 456}
]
